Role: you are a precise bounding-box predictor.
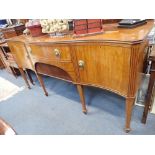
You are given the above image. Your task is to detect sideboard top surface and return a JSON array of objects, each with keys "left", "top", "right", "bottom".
[{"left": 7, "top": 20, "right": 154, "bottom": 45}]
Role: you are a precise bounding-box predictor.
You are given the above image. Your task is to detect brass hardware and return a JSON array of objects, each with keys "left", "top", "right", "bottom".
[
  {"left": 78, "top": 60, "right": 85, "bottom": 68},
  {"left": 54, "top": 49, "right": 61, "bottom": 57}
]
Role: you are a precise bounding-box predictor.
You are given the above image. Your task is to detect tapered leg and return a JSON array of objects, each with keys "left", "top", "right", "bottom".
[
  {"left": 10, "top": 67, "right": 17, "bottom": 78},
  {"left": 125, "top": 97, "right": 135, "bottom": 133},
  {"left": 36, "top": 73, "right": 48, "bottom": 96},
  {"left": 76, "top": 84, "right": 87, "bottom": 114},
  {"left": 26, "top": 70, "right": 35, "bottom": 85},
  {"left": 19, "top": 68, "right": 31, "bottom": 89},
  {"left": 142, "top": 71, "right": 155, "bottom": 124}
]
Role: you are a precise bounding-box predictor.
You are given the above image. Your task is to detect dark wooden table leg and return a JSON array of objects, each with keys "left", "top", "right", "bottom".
[
  {"left": 10, "top": 66, "right": 17, "bottom": 78},
  {"left": 36, "top": 73, "right": 48, "bottom": 96},
  {"left": 142, "top": 71, "right": 155, "bottom": 124},
  {"left": 125, "top": 97, "right": 135, "bottom": 133},
  {"left": 76, "top": 84, "right": 87, "bottom": 114},
  {"left": 19, "top": 68, "right": 31, "bottom": 89},
  {"left": 26, "top": 70, "right": 35, "bottom": 85}
]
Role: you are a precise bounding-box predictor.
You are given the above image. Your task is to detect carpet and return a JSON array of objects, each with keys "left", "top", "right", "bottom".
[
  {"left": 0, "top": 69, "right": 155, "bottom": 134},
  {"left": 0, "top": 76, "right": 24, "bottom": 102}
]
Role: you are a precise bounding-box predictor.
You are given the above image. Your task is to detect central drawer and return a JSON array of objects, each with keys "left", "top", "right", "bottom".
[
  {"left": 30, "top": 44, "right": 72, "bottom": 62},
  {"left": 29, "top": 43, "right": 76, "bottom": 82}
]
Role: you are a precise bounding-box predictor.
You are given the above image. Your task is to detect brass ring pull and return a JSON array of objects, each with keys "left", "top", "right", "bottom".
[
  {"left": 54, "top": 49, "right": 61, "bottom": 57},
  {"left": 78, "top": 60, "right": 85, "bottom": 68}
]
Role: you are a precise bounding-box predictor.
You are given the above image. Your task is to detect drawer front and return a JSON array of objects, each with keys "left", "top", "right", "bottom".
[
  {"left": 74, "top": 19, "right": 87, "bottom": 26},
  {"left": 88, "top": 22, "right": 102, "bottom": 29},
  {"left": 87, "top": 19, "right": 101, "bottom": 23},
  {"left": 74, "top": 25, "right": 87, "bottom": 31},
  {"left": 29, "top": 44, "right": 76, "bottom": 82},
  {"left": 30, "top": 44, "right": 72, "bottom": 62}
]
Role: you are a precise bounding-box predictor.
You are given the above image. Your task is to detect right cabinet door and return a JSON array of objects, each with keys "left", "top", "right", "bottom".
[{"left": 73, "top": 43, "right": 131, "bottom": 96}]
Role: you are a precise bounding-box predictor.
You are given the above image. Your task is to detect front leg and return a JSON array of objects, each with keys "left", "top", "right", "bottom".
[
  {"left": 19, "top": 68, "right": 31, "bottom": 89},
  {"left": 36, "top": 73, "right": 48, "bottom": 96},
  {"left": 125, "top": 97, "right": 135, "bottom": 133},
  {"left": 76, "top": 84, "right": 87, "bottom": 114},
  {"left": 25, "top": 69, "right": 35, "bottom": 85}
]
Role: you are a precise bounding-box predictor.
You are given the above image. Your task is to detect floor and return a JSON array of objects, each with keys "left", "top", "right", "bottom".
[{"left": 0, "top": 69, "right": 155, "bottom": 135}]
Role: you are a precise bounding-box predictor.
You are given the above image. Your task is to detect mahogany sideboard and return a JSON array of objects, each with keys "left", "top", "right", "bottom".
[{"left": 6, "top": 20, "right": 154, "bottom": 132}]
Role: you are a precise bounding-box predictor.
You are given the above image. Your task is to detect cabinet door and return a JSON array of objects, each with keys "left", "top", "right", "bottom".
[{"left": 74, "top": 44, "right": 131, "bottom": 96}]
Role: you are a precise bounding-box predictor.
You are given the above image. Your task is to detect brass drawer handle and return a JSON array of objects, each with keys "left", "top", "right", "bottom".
[
  {"left": 78, "top": 60, "right": 85, "bottom": 68},
  {"left": 54, "top": 49, "right": 61, "bottom": 57}
]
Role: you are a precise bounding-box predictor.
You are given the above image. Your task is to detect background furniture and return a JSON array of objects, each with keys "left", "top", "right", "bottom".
[
  {"left": 6, "top": 20, "right": 154, "bottom": 132},
  {"left": 0, "top": 43, "right": 20, "bottom": 77},
  {"left": 0, "top": 24, "right": 25, "bottom": 39},
  {"left": 0, "top": 23, "right": 26, "bottom": 76},
  {"left": 0, "top": 56, "right": 4, "bottom": 69},
  {"left": 142, "top": 45, "right": 155, "bottom": 123},
  {"left": 0, "top": 41, "right": 6, "bottom": 69}
]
